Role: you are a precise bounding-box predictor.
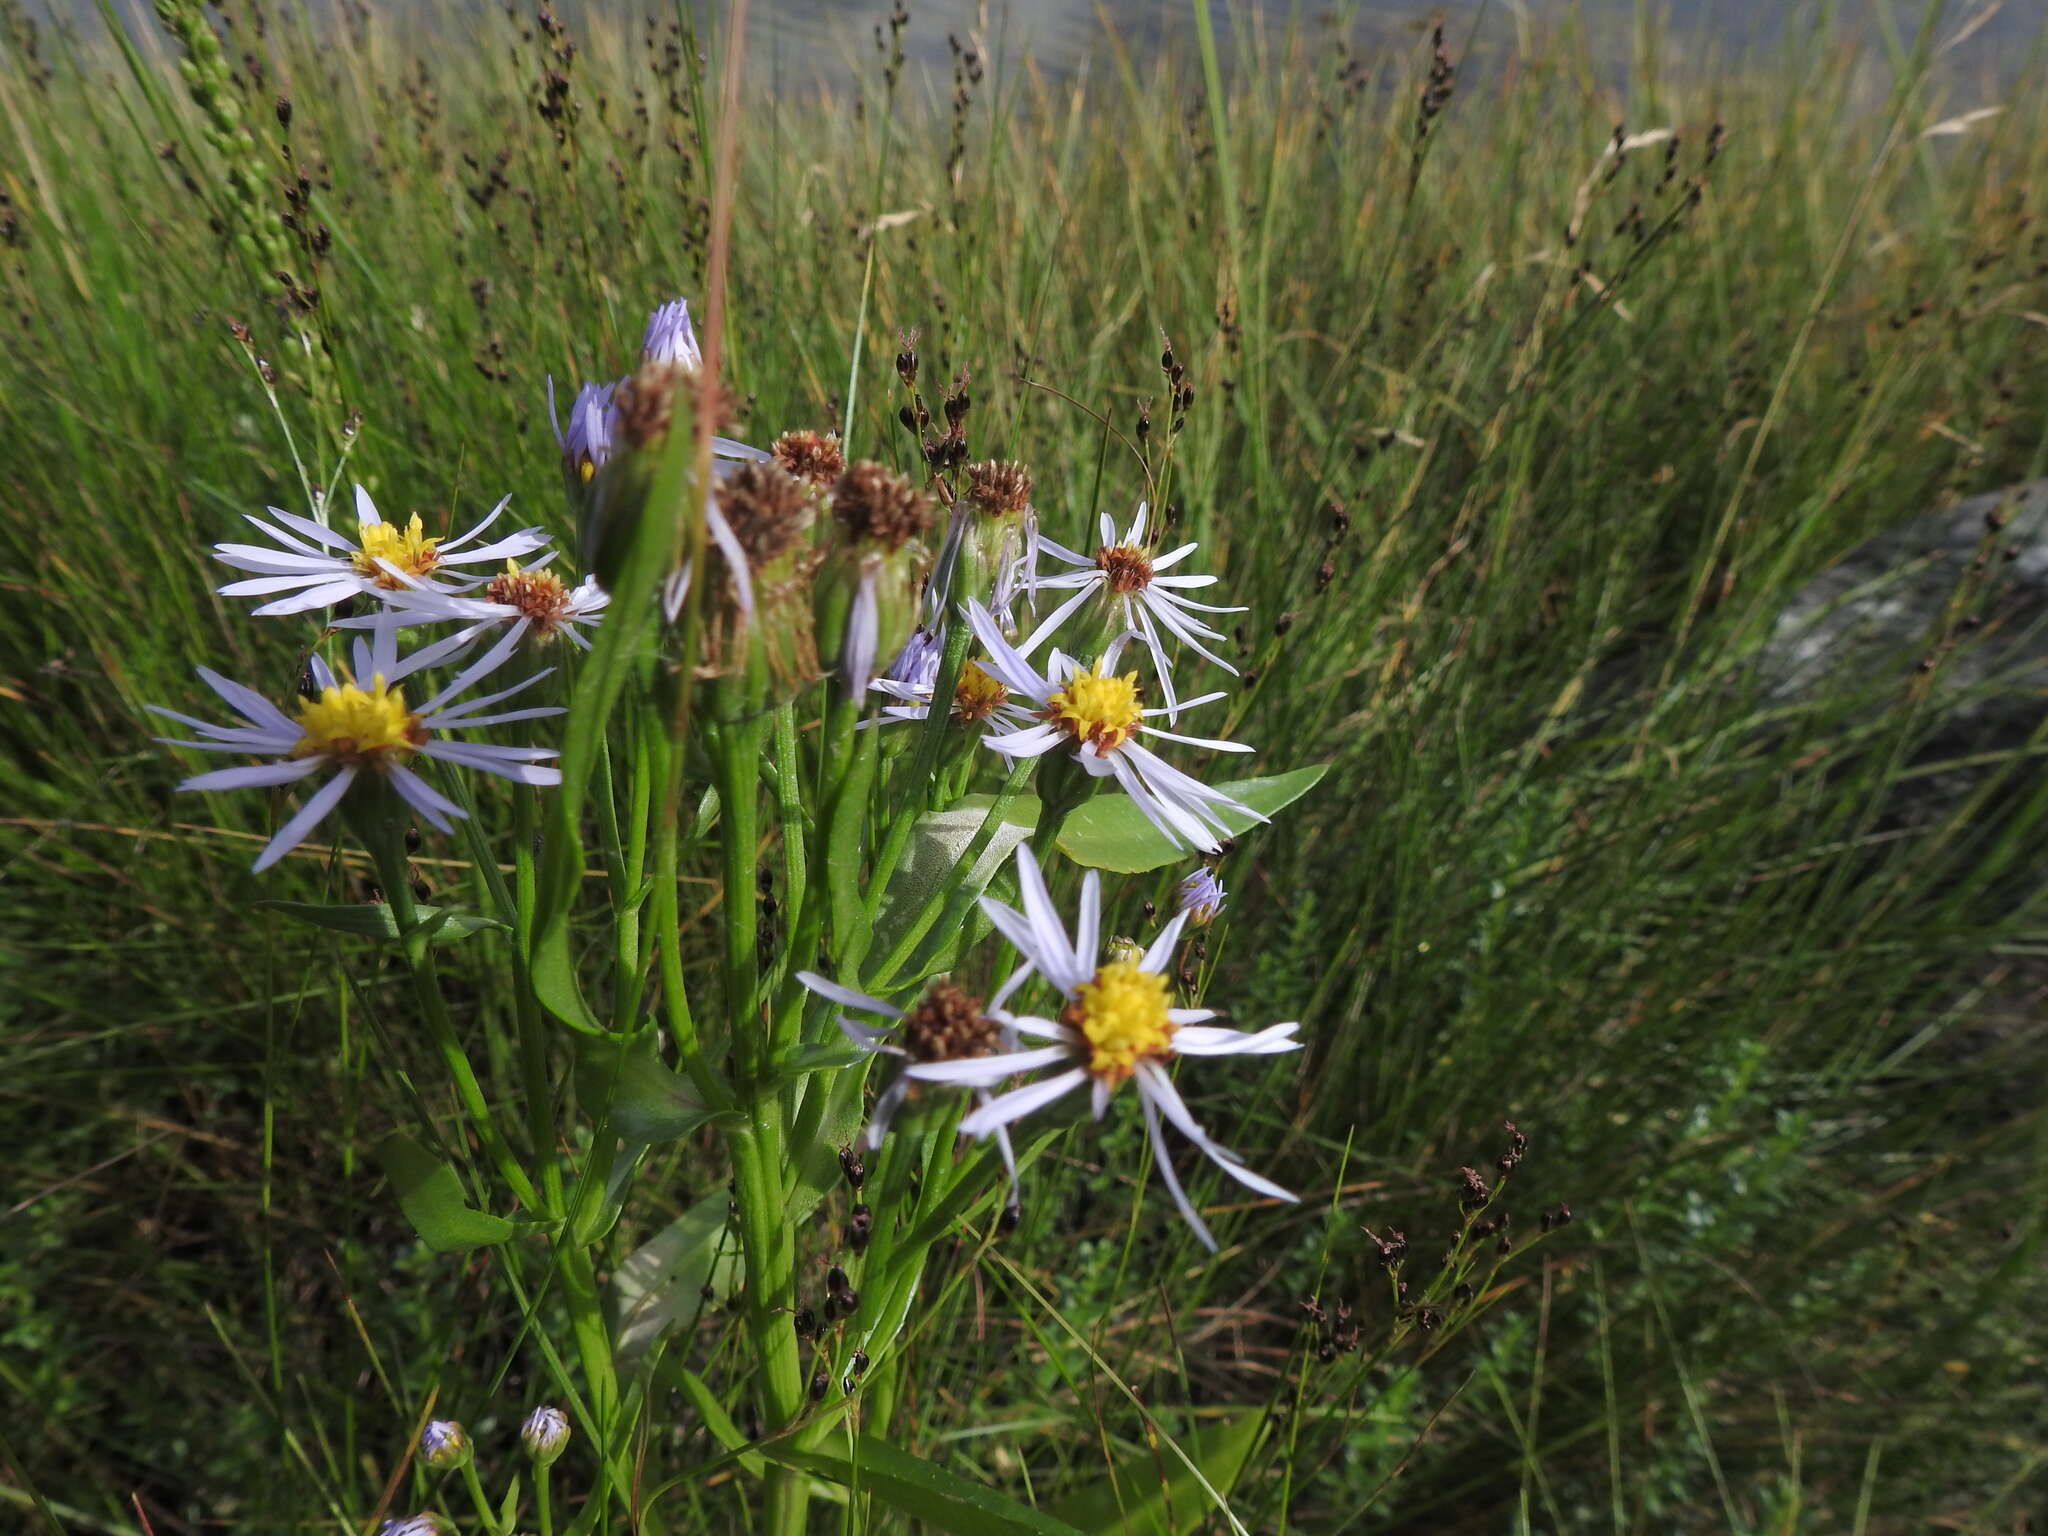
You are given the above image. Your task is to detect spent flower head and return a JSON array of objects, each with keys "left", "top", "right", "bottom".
[{"left": 796, "top": 971, "right": 1021, "bottom": 1205}]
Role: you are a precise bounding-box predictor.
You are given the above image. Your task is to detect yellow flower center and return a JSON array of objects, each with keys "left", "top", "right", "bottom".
[
  {"left": 951, "top": 660, "right": 1008, "bottom": 722},
  {"left": 578, "top": 458, "right": 597, "bottom": 483},
  {"left": 291, "top": 676, "right": 425, "bottom": 766},
  {"left": 483, "top": 561, "right": 573, "bottom": 637},
  {"left": 1065, "top": 960, "right": 1175, "bottom": 1084},
  {"left": 1044, "top": 662, "right": 1143, "bottom": 753},
  {"left": 350, "top": 514, "right": 442, "bottom": 588}
]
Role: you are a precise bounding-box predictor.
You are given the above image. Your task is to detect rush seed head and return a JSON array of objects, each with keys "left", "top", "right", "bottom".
[
  {"left": 1062, "top": 959, "right": 1175, "bottom": 1084},
  {"left": 291, "top": 677, "right": 424, "bottom": 765},
  {"left": 351, "top": 514, "right": 441, "bottom": 587},
  {"left": 1044, "top": 662, "right": 1144, "bottom": 752}
]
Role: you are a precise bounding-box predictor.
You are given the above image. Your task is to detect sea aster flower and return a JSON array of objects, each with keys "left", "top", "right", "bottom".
[
  {"left": 1175, "top": 866, "right": 1228, "bottom": 925},
  {"left": 640, "top": 296, "right": 703, "bottom": 369},
  {"left": 150, "top": 618, "right": 563, "bottom": 872},
  {"left": 375, "top": 1517, "right": 447, "bottom": 1536},
  {"left": 212, "top": 485, "right": 551, "bottom": 618},
  {"left": 796, "top": 970, "right": 1024, "bottom": 1205},
  {"left": 340, "top": 559, "right": 609, "bottom": 650},
  {"left": 964, "top": 599, "right": 1256, "bottom": 854},
  {"left": 1022, "top": 501, "right": 1245, "bottom": 721},
  {"left": 550, "top": 377, "right": 619, "bottom": 483},
  {"left": 944, "top": 846, "right": 1300, "bottom": 1250}
]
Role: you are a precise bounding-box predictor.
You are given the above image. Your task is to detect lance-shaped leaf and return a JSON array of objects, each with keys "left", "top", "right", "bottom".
[
  {"left": 575, "top": 1031, "right": 724, "bottom": 1143},
  {"left": 1055, "top": 764, "right": 1328, "bottom": 874},
  {"left": 375, "top": 1133, "right": 516, "bottom": 1252},
  {"left": 258, "top": 900, "right": 507, "bottom": 943}
]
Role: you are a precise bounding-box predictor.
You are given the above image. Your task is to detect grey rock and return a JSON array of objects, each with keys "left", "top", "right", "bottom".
[{"left": 1761, "top": 479, "right": 2048, "bottom": 739}]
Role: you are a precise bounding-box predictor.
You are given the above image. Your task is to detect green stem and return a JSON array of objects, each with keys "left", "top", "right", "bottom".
[
  {"left": 535, "top": 1463, "right": 554, "bottom": 1536},
  {"left": 458, "top": 1457, "right": 498, "bottom": 1536}
]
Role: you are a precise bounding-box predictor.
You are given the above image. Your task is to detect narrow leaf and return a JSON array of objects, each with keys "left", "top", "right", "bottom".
[
  {"left": 258, "top": 899, "right": 507, "bottom": 943},
  {"left": 1048, "top": 1414, "right": 1264, "bottom": 1536},
  {"left": 759, "top": 1435, "right": 1085, "bottom": 1536}
]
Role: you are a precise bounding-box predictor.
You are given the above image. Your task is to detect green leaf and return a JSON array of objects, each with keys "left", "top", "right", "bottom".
[
  {"left": 870, "top": 793, "right": 1041, "bottom": 964},
  {"left": 758, "top": 1434, "right": 1084, "bottom": 1536},
  {"left": 257, "top": 900, "right": 508, "bottom": 943},
  {"left": 374, "top": 1133, "right": 515, "bottom": 1252},
  {"left": 612, "top": 1192, "right": 744, "bottom": 1367},
  {"left": 1048, "top": 1413, "right": 1264, "bottom": 1536},
  {"left": 575, "top": 1032, "right": 723, "bottom": 1144},
  {"left": 1055, "top": 764, "right": 1329, "bottom": 874},
  {"left": 532, "top": 916, "right": 606, "bottom": 1036}
]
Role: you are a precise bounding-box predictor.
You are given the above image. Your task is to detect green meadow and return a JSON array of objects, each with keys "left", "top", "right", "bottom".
[{"left": 4, "top": 0, "right": 2047, "bottom": 1530}]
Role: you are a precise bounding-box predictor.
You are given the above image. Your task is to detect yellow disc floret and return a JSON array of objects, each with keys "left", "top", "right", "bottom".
[
  {"left": 484, "top": 561, "right": 573, "bottom": 638},
  {"left": 292, "top": 676, "right": 425, "bottom": 766},
  {"left": 350, "top": 514, "right": 442, "bottom": 588},
  {"left": 951, "top": 660, "right": 1009, "bottom": 723},
  {"left": 1043, "top": 662, "right": 1143, "bottom": 753},
  {"left": 1066, "top": 960, "right": 1176, "bottom": 1084}
]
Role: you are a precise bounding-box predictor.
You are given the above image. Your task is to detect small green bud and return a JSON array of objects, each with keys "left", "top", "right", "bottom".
[{"left": 521, "top": 1405, "right": 571, "bottom": 1467}]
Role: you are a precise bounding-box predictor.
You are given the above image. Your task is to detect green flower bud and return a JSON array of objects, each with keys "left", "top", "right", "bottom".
[{"left": 521, "top": 1405, "right": 571, "bottom": 1467}]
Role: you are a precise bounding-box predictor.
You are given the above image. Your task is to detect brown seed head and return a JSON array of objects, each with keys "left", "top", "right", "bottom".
[
  {"left": 714, "top": 460, "right": 815, "bottom": 568},
  {"left": 966, "top": 459, "right": 1033, "bottom": 517},
  {"left": 614, "top": 361, "right": 741, "bottom": 449},
  {"left": 832, "top": 460, "right": 933, "bottom": 550},
  {"left": 772, "top": 428, "right": 847, "bottom": 486},
  {"left": 898, "top": 982, "right": 1001, "bottom": 1064},
  {"left": 1095, "top": 543, "right": 1154, "bottom": 594}
]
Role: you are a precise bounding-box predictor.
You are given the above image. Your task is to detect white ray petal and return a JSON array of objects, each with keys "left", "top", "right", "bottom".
[{"left": 956, "top": 1068, "right": 1088, "bottom": 1135}]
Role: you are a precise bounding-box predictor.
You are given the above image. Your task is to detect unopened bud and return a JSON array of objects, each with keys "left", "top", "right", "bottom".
[
  {"left": 419, "top": 1418, "right": 472, "bottom": 1472},
  {"left": 521, "top": 1404, "right": 570, "bottom": 1467},
  {"left": 376, "top": 1516, "right": 449, "bottom": 1536}
]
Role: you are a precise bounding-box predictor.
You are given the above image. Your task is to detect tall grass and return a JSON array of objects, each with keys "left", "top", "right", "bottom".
[{"left": 3, "top": 0, "right": 2046, "bottom": 1529}]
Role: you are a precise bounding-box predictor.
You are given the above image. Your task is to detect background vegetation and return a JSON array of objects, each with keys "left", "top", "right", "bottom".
[{"left": 4, "top": 0, "right": 2047, "bottom": 1529}]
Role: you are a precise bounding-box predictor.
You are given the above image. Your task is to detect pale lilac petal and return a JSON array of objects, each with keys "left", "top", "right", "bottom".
[
  {"left": 797, "top": 971, "right": 904, "bottom": 1019},
  {"left": 387, "top": 762, "right": 463, "bottom": 833},
  {"left": 178, "top": 758, "right": 327, "bottom": 792},
  {"left": 251, "top": 764, "right": 356, "bottom": 872}
]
